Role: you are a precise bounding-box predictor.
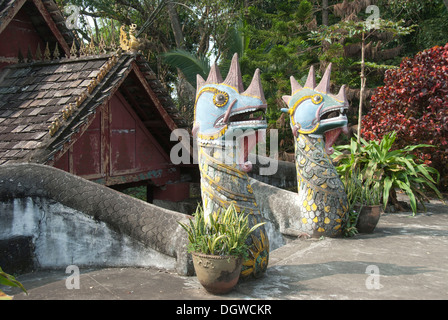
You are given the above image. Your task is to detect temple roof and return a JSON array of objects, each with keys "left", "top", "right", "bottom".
[
  {"left": 0, "top": 0, "right": 189, "bottom": 167},
  {"left": 0, "top": 0, "right": 76, "bottom": 59},
  {"left": 0, "top": 51, "right": 188, "bottom": 165}
]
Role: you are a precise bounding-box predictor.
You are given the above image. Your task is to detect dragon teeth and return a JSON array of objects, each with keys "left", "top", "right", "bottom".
[{"left": 229, "top": 120, "right": 265, "bottom": 125}]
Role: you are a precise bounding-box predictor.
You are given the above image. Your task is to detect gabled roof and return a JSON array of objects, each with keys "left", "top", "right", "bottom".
[
  {"left": 0, "top": 51, "right": 188, "bottom": 165},
  {"left": 0, "top": 0, "right": 75, "bottom": 58}
]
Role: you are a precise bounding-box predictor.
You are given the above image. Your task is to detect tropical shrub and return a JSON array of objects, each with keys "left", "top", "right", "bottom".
[
  {"left": 178, "top": 204, "right": 265, "bottom": 260},
  {"left": 333, "top": 132, "right": 442, "bottom": 215},
  {"left": 361, "top": 44, "right": 448, "bottom": 190}
]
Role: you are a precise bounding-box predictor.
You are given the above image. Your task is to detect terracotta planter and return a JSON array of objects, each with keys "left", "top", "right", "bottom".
[
  {"left": 355, "top": 204, "right": 383, "bottom": 234},
  {"left": 192, "top": 252, "right": 242, "bottom": 294}
]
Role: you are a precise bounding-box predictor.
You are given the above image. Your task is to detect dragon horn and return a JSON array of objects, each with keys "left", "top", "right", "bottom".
[
  {"left": 282, "top": 95, "right": 292, "bottom": 105},
  {"left": 290, "top": 76, "right": 303, "bottom": 94},
  {"left": 315, "top": 63, "right": 332, "bottom": 94},
  {"left": 206, "top": 63, "right": 223, "bottom": 84},
  {"left": 304, "top": 65, "right": 316, "bottom": 89},
  {"left": 335, "top": 84, "right": 348, "bottom": 104},
  {"left": 197, "top": 74, "right": 205, "bottom": 92},
  {"left": 224, "top": 53, "right": 244, "bottom": 92},
  {"left": 243, "top": 68, "right": 265, "bottom": 101}
]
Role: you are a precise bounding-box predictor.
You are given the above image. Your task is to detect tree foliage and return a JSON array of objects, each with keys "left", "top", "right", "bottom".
[
  {"left": 55, "top": 1, "right": 448, "bottom": 171},
  {"left": 361, "top": 44, "right": 448, "bottom": 190}
]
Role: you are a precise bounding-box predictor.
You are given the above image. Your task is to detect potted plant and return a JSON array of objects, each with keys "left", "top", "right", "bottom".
[
  {"left": 333, "top": 132, "right": 442, "bottom": 216},
  {"left": 178, "top": 204, "right": 265, "bottom": 294},
  {"left": 342, "top": 172, "right": 383, "bottom": 235},
  {"left": 342, "top": 172, "right": 362, "bottom": 237},
  {"left": 355, "top": 178, "right": 383, "bottom": 234}
]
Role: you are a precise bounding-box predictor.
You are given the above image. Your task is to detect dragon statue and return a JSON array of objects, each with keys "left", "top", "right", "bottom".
[
  {"left": 281, "top": 63, "right": 349, "bottom": 237},
  {"left": 193, "top": 53, "right": 269, "bottom": 278}
]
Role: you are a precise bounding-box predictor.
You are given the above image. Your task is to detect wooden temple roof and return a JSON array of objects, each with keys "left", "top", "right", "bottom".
[
  {"left": 0, "top": 51, "right": 189, "bottom": 165},
  {"left": 0, "top": 0, "right": 76, "bottom": 62},
  {"left": 0, "top": 0, "right": 189, "bottom": 167}
]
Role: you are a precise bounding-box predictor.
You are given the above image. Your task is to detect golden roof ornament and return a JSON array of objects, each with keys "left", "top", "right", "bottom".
[
  {"left": 69, "top": 40, "right": 77, "bottom": 58},
  {"left": 119, "top": 25, "right": 129, "bottom": 51},
  {"left": 53, "top": 44, "right": 60, "bottom": 60},
  {"left": 44, "top": 42, "right": 51, "bottom": 61},
  {"left": 120, "top": 24, "right": 140, "bottom": 52}
]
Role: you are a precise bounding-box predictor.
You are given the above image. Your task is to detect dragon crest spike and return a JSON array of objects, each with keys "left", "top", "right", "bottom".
[
  {"left": 282, "top": 95, "right": 292, "bottom": 105},
  {"left": 197, "top": 74, "right": 205, "bottom": 92},
  {"left": 335, "top": 84, "right": 348, "bottom": 103},
  {"left": 243, "top": 68, "right": 265, "bottom": 101},
  {"left": 290, "top": 76, "right": 303, "bottom": 94},
  {"left": 304, "top": 65, "right": 316, "bottom": 89},
  {"left": 223, "top": 53, "right": 244, "bottom": 93},
  {"left": 206, "top": 63, "right": 223, "bottom": 84},
  {"left": 315, "top": 63, "right": 332, "bottom": 94}
]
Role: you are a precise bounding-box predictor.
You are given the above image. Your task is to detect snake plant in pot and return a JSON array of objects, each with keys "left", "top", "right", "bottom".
[{"left": 178, "top": 204, "right": 265, "bottom": 294}]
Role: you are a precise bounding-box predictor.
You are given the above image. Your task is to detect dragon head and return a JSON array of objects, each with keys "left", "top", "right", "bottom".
[
  {"left": 194, "top": 53, "right": 267, "bottom": 172},
  {"left": 281, "top": 63, "right": 349, "bottom": 155}
]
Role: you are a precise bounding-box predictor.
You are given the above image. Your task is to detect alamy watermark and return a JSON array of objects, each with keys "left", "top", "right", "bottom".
[
  {"left": 65, "top": 5, "right": 81, "bottom": 30},
  {"left": 365, "top": 5, "right": 381, "bottom": 30},
  {"left": 365, "top": 265, "right": 381, "bottom": 290},
  {"left": 65, "top": 265, "right": 80, "bottom": 289}
]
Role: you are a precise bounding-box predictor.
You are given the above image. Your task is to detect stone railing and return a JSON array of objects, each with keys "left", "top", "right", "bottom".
[{"left": 0, "top": 163, "right": 193, "bottom": 276}]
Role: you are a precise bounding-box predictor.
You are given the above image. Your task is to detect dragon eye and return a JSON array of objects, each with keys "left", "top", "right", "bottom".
[
  {"left": 311, "top": 94, "right": 323, "bottom": 104},
  {"left": 213, "top": 91, "right": 229, "bottom": 107}
]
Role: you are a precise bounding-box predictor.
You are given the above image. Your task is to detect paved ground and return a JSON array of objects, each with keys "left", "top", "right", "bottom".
[{"left": 3, "top": 197, "right": 448, "bottom": 301}]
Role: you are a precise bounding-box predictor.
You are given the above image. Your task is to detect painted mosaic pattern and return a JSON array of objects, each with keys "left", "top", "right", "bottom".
[
  {"left": 295, "top": 134, "right": 347, "bottom": 236},
  {"left": 194, "top": 53, "right": 269, "bottom": 278},
  {"left": 198, "top": 146, "right": 269, "bottom": 278},
  {"left": 282, "top": 63, "right": 350, "bottom": 237}
]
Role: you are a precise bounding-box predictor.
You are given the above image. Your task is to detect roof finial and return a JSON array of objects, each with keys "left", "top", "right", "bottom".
[
  {"left": 43, "top": 42, "right": 51, "bottom": 61},
  {"left": 69, "top": 40, "right": 78, "bottom": 58},
  {"left": 53, "top": 44, "right": 60, "bottom": 60}
]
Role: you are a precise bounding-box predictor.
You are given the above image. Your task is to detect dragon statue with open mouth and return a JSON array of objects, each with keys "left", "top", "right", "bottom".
[
  {"left": 281, "top": 63, "right": 349, "bottom": 237},
  {"left": 193, "top": 54, "right": 269, "bottom": 278}
]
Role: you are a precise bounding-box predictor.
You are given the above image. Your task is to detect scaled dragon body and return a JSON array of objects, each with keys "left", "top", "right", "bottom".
[
  {"left": 282, "top": 64, "right": 349, "bottom": 237},
  {"left": 194, "top": 54, "right": 269, "bottom": 278}
]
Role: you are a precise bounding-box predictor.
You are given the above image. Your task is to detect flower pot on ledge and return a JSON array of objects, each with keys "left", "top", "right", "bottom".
[{"left": 192, "top": 252, "right": 242, "bottom": 294}]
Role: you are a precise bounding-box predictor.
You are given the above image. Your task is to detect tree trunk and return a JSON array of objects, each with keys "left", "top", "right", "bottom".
[
  {"left": 358, "top": 32, "right": 366, "bottom": 143},
  {"left": 322, "top": 0, "right": 329, "bottom": 26},
  {"left": 166, "top": 1, "right": 195, "bottom": 122},
  {"left": 167, "top": 1, "right": 184, "bottom": 49}
]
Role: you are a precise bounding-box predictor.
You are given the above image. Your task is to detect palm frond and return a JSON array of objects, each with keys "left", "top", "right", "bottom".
[{"left": 162, "top": 49, "right": 210, "bottom": 87}]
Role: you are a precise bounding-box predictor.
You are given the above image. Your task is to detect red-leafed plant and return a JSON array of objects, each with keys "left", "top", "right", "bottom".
[{"left": 362, "top": 44, "right": 448, "bottom": 190}]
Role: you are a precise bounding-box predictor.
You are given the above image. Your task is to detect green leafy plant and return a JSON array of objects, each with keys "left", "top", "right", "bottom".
[
  {"left": 361, "top": 178, "right": 383, "bottom": 206},
  {"left": 309, "top": 18, "right": 415, "bottom": 143},
  {"left": 362, "top": 43, "right": 448, "bottom": 190},
  {"left": 342, "top": 171, "right": 383, "bottom": 237},
  {"left": 0, "top": 267, "right": 27, "bottom": 300},
  {"left": 333, "top": 132, "right": 442, "bottom": 215},
  {"left": 343, "top": 209, "right": 359, "bottom": 238},
  {"left": 178, "top": 204, "right": 265, "bottom": 260},
  {"left": 342, "top": 172, "right": 362, "bottom": 237}
]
